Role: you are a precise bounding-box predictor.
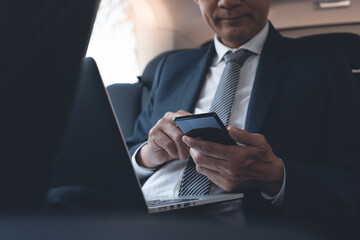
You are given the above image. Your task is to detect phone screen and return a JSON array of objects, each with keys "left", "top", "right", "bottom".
[{"left": 174, "top": 113, "right": 236, "bottom": 145}]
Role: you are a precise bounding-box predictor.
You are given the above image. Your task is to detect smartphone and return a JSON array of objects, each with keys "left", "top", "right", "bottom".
[{"left": 173, "top": 112, "right": 236, "bottom": 145}]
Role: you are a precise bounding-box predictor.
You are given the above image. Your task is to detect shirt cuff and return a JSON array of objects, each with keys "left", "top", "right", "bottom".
[
  {"left": 131, "top": 142, "right": 156, "bottom": 180},
  {"left": 260, "top": 159, "right": 286, "bottom": 206}
]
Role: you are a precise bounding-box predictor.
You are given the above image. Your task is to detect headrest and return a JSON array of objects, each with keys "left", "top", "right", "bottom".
[{"left": 139, "top": 50, "right": 180, "bottom": 88}]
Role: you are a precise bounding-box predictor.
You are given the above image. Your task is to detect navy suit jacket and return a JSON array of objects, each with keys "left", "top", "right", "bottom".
[{"left": 127, "top": 24, "right": 360, "bottom": 227}]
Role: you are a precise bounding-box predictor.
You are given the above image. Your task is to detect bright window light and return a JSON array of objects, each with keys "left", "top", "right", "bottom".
[{"left": 86, "top": 0, "right": 139, "bottom": 86}]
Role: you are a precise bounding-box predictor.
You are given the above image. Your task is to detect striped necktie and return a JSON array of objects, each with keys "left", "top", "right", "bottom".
[{"left": 178, "top": 49, "right": 254, "bottom": 196}]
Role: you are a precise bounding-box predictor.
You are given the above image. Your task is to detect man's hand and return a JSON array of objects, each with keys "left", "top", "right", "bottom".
[
  {"left": 137, "top": 110, "right": 192, "bottom": 169},
  {"left": 182, "top": 126, "right": 284, "bottom": 196}
]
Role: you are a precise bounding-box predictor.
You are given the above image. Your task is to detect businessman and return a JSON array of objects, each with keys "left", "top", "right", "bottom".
[{"left": 127, "top": 0, "right": 360, "bottom": 229}]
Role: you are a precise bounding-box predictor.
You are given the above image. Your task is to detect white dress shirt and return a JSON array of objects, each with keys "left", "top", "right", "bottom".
[{"left": 131, "top": 22, "right": 286, "bottom": 225}]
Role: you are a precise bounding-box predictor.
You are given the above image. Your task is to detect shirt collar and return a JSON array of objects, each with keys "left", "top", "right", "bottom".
[{"left": 213, "top": 21, "right": 269, "bottom": 65}]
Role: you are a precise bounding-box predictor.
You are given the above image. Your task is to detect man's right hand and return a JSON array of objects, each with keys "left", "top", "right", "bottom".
[{"left": 136, "top": 110, "right": 192, "bottom": 169}]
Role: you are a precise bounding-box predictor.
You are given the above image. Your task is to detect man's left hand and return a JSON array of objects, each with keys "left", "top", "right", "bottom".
[{"left": 182, "top": 126, "right": 284, "bottom": 196}]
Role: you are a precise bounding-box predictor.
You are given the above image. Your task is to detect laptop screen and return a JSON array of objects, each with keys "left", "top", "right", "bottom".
[{"left": 53, "top": 58, "right": 147, "bottom": 212}]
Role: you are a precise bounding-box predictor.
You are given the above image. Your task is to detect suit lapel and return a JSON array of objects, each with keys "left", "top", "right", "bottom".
[
  {"left": 245, "top": 25, "right": 288, "bottom": 133},
  {"left": 177, "top": 43, "right": 216, "bottom": 112}
]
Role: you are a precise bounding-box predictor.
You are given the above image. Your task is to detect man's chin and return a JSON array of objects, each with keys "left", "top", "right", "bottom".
[{"left": 217, "top": 31, "right": 253, "bottom": 47}]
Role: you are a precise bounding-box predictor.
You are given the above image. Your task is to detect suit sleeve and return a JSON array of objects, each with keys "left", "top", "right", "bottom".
[
  {"left": 281, "top": 49, "right": 360, "bottom": 227},
  {"left": 126, "top": 56, "right": 168, "bottom": 156}
]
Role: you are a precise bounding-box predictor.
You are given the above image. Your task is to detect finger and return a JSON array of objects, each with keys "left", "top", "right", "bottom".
[
  {"left": 154, "top": 111, "right": 192, "bottom": 159},
  {"left": 197, "top": 166, "right": 244, "bottom": 192},
  {"left": 162, "top": 110, "right": 192, "bottom": 123},
  {"left": 149, "top": 127, "right": 178, "bottom": 159},
  {"left": 182, "top": 135, "right": 231, "bottom": 160},
  {"left": 173, "top": 110, "right": 192, "bottom": 118},
  {"left": 195, "top": 165, "right": 228, "bottom": 191},
  {"left": 228, "top": 126, "right": 265, "bottom": 147},
  {"left": 165, "top": 125, "right": 189, "bottom": 160},
  {"left": 171, "top": 111, "right": 192, "bottom": 159},
  {"left": 189, "top": 148, "right": 228, "bottom": 173}
]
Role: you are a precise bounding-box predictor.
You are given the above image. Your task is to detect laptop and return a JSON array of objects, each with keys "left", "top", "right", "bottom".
[{"left": 55, "top": 57, "right": 243, "bottom": 213}]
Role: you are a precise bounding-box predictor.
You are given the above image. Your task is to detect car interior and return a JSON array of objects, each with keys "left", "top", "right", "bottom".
[{"left": 1, "top": 0, "right": 360, "bottom": 239}]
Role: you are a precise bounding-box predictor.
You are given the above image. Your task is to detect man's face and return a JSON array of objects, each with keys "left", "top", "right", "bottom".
[{"left": 194, "top": 0, "right": 270, "bottom": 48}]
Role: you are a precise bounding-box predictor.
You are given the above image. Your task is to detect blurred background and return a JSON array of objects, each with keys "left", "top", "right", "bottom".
[{"left": 86, "top": 0, "right": 360, "bottom": 86}]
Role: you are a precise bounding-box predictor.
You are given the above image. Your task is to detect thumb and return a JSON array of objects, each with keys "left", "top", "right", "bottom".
[{"left": 228, "top": 126, "right": 259, "bottom": 146}]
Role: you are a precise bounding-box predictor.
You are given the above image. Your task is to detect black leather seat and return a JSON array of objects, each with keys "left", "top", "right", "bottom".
[
  {"left": 107, "top": 50, "right": 179, "bottom": 138},
  {"left": 107, "top": 33, "right": 360, "bottom": 139}
]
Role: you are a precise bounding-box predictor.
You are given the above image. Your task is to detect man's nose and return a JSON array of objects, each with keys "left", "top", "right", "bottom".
[{"left": 218, "top": 0, "right": 242, "bottom": 9}]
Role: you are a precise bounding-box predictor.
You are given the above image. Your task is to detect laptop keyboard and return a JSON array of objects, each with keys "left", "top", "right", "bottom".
[{"left": 147, "top": 198, "right": 199, "bottom": 207}]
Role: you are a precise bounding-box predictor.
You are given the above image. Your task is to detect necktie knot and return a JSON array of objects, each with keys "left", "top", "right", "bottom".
[{"left": 224, "top": 49, "right": 254, "bottom": 66}]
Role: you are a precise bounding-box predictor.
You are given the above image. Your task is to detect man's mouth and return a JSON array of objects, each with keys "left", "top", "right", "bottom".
[{"left": 220, "top": 15, "right": 248, "bottom": 21}]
